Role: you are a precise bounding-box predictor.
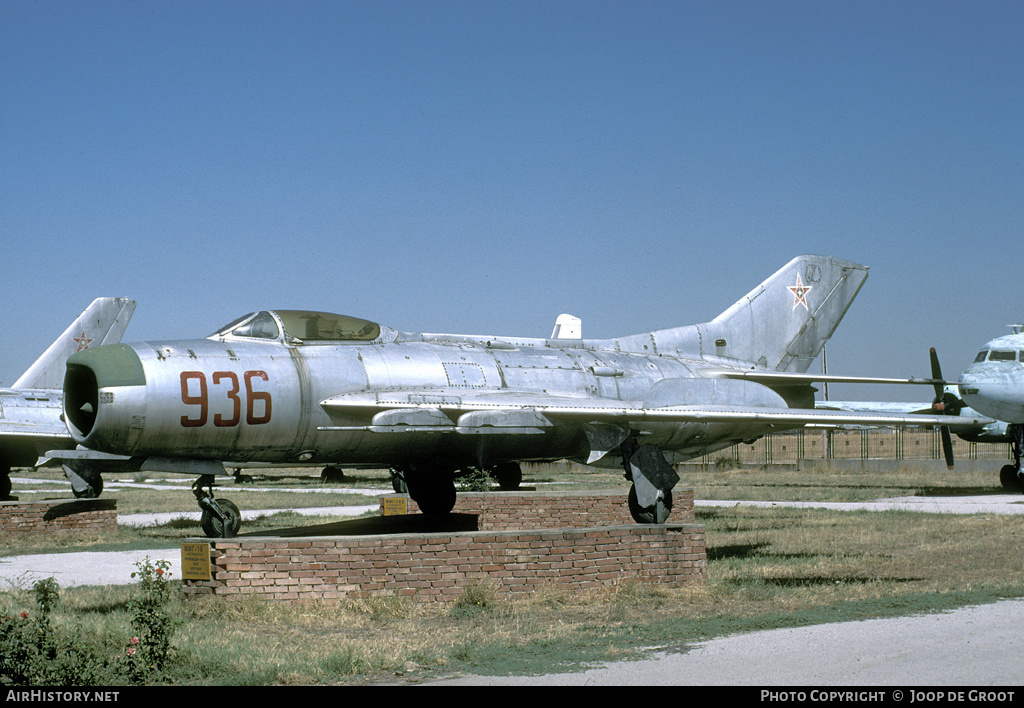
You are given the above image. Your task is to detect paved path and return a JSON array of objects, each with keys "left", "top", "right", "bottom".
[
  {"left": 426, "top": 493, "right": 1024, "bottom": 686},
  {"left": 428, "top": 599, "right": 1024, "bottom": 686},
  {"left": 696, "top": 494, "right": 1024, "bottom": 515}
]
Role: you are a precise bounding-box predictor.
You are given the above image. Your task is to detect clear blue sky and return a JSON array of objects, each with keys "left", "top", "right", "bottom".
[{"left": 3, "top": 1, "right": 1022, "bottom": 402}]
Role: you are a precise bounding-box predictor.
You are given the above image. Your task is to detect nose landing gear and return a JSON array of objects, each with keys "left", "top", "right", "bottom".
[{"left": 193, "top": 475, "right": 241, "bottom": 538}]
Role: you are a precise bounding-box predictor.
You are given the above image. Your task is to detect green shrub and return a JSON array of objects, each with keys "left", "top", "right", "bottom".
[
  {"left": 126, "top": 557, "right": 179, "bottom": 680},
  {"left": 0, "top": 557, "right": 179, "bottom": 685}
]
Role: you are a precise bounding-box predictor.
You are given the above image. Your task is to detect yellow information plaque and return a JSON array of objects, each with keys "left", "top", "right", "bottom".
[
  {"left": 381, "top": 496, "right": 409, "bottom": 516},
  {"left": 181, "top": 542, "right": 212, "bottom": 581}
]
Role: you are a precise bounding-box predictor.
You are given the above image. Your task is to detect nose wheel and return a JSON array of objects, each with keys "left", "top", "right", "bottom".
[
  {"left": 1000, "top": 424, "right": 1024, "bottom": 492},
  {"left": 193, "top": 475, "right": 241, "bottom": 538}
]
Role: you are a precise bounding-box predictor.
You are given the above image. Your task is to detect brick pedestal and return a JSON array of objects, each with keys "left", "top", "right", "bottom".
[
  {"left": 0, "top": 498, "right": 118, "bottom": 535},
  {"left": 182, "top": 491, "right": 707, "bottom": 604},
  {"left": 389, "top": 488, "right": 696, "bottom": 528}
]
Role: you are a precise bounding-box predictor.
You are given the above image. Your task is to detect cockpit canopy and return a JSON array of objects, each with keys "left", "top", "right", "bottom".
[
  {"left": 974, "top": 349, "right": 1024, "bottom": 363},
  {"left": 212, "top": 310, "right": 382, "bottom": 343}
]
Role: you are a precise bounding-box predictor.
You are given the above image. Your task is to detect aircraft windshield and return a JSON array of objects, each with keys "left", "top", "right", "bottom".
[
  {"left": 212, "top": 312, "right": 281, "bottom": 340},
  {"left": 974, "top": 349, "right": 1023, "bottom": 363},
  {"left": 213, "top": 310, "right": 381, "bottom": 342},
  {"left": 274, "top": 310, "right": 381, "bottom": 342}
]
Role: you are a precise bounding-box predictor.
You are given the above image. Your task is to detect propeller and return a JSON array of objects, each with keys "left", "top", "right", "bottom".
[{"left": 930, "top": 347, "right": 956, "bottom": 470}]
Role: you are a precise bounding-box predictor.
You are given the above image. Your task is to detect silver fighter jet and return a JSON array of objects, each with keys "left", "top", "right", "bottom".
[
  {"left": 56, "top": 256, "right": 986, "bottom": 536},
  {"left": 0, "top": 298, "right": 136, "bottom": 498}
]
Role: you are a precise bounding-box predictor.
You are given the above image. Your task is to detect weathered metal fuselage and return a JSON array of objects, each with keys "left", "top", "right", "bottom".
[
  {"left": 64, "top": 329, "right": 787, "bottom": 470},
  {"left": 63, "top": 256, "right": 882, "bottom": 484}
]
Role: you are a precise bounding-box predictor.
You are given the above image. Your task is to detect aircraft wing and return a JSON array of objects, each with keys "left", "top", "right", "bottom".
[
  {"left": 319, "top": 390, "right": 991, "bottom": 433},
  {"left": 0, "top": 421, "right": 70, "bottom": 439},
  {"left": 704, "top": 370, "right": 945, "bottom": 386}
]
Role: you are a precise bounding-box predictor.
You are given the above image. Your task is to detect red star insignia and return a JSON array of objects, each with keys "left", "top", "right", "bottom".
[
  {"left": 788, "top": 274, "right": 812, "bottom": 311},
  {"left": 73, "top": 331, "right": 94, "bottom": 351}
]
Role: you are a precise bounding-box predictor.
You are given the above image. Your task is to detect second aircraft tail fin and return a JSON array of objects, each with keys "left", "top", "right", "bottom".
[{"left": 13, "top": 298, "right": 137, "bottom": 390}]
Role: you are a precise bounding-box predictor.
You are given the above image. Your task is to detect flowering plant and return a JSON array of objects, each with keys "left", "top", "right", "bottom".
[{"left": 126, "top": 557, "right": 178, "bottom": 678}]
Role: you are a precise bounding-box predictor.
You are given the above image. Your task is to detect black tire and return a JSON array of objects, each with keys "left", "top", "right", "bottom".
[
  {"left": 320, "top": 466, "right": 346, "bottom": 484},
  {"left": 406, "top": 470, "right": 456, "bottom": 516},
  {"left": 201, "top": 498, "right": 242, "bottom": 538},
  {"left": 999, "top": 464, "right": 1022, "bottom": 492},
  {"left": 72, "top": 476, "right": 103, "bottom": 499},
  {"left": 491, "top": 462, "right": 523, "bottom": 491},
  {"left": 391, "top": 470, "right": 408, "bottom": 493},
  {"left": 627, "top": 484, "right": 673, "bottom": 524}
]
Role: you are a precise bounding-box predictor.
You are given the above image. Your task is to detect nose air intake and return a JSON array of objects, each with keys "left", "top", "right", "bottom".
[
  {"left": 64, "top": 362, "right": 100, "bottom": 439},
  {"left": 62, "top": 344, "right": 147, "bottom": 444}
]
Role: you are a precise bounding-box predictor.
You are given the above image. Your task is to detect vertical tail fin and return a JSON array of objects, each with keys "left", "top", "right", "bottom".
[
  {"left": 631, "top": 255, "right": 868, "bottom": 372},
  {"left": 12, "top": 298, "right": 137, "bottom": 390},
  {"left": 704, "top": 255, "right": 868, "bottom": 372}
]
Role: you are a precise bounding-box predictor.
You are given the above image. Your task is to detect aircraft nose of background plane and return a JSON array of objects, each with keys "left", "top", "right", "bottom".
[{"left": 958, "top": 364, "right": 1024, "bottom": 424}]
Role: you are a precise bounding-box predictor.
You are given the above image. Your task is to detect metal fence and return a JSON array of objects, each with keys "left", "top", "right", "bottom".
[{"left": 706, "top": 428, "right": 1011, "bottom": 466}]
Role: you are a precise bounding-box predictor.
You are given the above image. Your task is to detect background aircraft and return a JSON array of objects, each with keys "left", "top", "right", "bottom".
[
  {"left": 954, "top": 326, "right": 1024, "bottom": 490},
  {"left": 822, "top": 333, "right": 1024, "bottom": 492},
  {"left": 54, "top": 255, "right": 987, "bottom": 537},
  {"left": 0, "top": 298, "right": 136, "bottom": 499}
]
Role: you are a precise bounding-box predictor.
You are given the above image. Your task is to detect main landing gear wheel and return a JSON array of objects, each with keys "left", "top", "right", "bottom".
[
  {"left": 321, "top": 466, "right": 346, "bottom": 484},
  {"left": 390, "top": 468, "right": 408, "bottom": 493},
  {"left": 1004, "top": 423, "right": 1024, "bottom": 494},
  {"left": 628, "top": 484, "right": 673, "bottom": 524},
  {"left": 621, "top": 438, "right": 679, "bottom": 524},
  {"left": 71, "top": 475, "right": 103, "bottom": 499},
  {"left": 1000, "top": 464, "right": 1023, "bottom": 492},
  {"left": 490, "top": 462, "right": 522, "bottom": 491},
  {"left": 400, "top": 463, "right": 457, "bottom": 516},
  {"left": 0, "top": 468, "right": 11, "bottom": 501},
  {"left": 62, "top": 462, "right": 104, "bottom": 499}
]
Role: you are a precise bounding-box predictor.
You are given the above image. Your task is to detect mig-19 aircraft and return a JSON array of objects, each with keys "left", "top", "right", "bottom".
[
  {"left": 0, "top": 298, "right": 136, "bottom": 499},
  {"left": 53, "top": 255, "right": 988, "bottom": 537}
]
